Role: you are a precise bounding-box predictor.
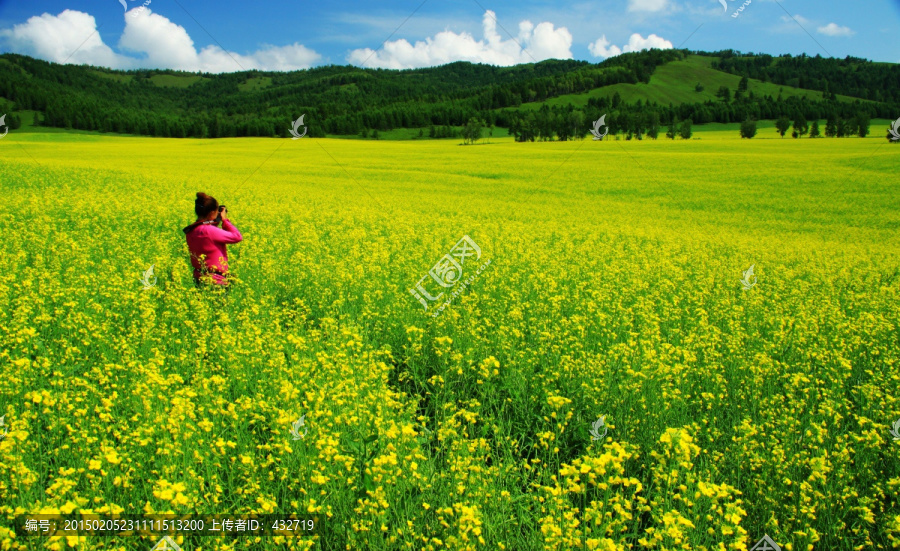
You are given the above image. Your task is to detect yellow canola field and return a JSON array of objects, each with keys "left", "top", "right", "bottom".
[{"left": 0, "top": 132, "right": 898, "bottom": 550}]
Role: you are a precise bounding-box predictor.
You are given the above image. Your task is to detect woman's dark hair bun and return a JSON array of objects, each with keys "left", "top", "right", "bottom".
[{"left": 194, "top": 192, "right": 219, "bottom": 217}]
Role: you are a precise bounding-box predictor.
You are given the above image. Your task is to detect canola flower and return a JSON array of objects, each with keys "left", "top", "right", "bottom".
[{"left": 0, "top": 132, "right": 898, "bottom": 550}]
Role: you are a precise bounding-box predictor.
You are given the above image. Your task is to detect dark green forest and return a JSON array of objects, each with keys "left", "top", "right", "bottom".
[{"left": 0, "top": 48, "right": 897, "bottom": 140}]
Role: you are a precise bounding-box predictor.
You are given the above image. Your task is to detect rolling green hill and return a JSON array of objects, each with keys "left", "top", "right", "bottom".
[
  {"left": 517, "top": 55, "right": 864, "bottom": 111},
  {"left": 0, "top": 49, "right": 896, "bottom": 139}
]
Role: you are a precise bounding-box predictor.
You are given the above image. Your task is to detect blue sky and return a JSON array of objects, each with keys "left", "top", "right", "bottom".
[{"left": 0, "top": 0, "right": 896, "bottom": 72}]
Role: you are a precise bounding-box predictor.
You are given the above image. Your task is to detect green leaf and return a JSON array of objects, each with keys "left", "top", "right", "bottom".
[{"left": 364, "top": 473, "right": 376, "bottom": 491}]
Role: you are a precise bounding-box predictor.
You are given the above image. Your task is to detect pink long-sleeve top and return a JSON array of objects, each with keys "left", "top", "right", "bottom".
[{"left": 185, "top": 219, "right": 243, "bottom": 284}]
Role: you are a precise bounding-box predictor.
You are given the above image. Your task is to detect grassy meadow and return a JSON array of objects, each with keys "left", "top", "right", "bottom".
[{"left": 0, "top": 127, "right": 899, "bottom": 551}]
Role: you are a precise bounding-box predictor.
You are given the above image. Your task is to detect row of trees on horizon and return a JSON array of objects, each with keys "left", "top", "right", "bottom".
[
  {"left": 504, "top": 99, "right": 892, "bottom": 142},
  {"left": 505, "top": 112, "right": 891, "bottom": 142},
  {"left": 9, "top": 107, "right": 896, "bottom": 143}
]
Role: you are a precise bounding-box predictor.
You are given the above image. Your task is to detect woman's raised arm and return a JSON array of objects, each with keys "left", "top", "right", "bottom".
[{"left": 207, "top": 219, "right": 243, "bottom": 244}]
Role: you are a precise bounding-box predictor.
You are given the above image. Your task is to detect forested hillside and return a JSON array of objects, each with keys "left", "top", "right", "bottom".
[
  {"left": 712, "top": 51, "right": 900, "bottom": 103},
  {"left": 0, "top": 48, "right": 897, "bottom": 140}
]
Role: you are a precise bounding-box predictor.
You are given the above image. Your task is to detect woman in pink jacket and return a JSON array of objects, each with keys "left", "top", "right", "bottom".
[{"left": 183, "top": 192, "right": 243, "bottom": 286}]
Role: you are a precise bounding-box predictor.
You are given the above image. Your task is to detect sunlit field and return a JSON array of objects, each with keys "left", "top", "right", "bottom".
[{"left": 1, "top": 129, "right": 899, "bottom": 551}]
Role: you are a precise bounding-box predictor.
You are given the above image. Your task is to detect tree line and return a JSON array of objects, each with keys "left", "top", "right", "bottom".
[
  {"left": 502, "top": 86, "right": 892, "bottom": 142},
  {"left": 0, "top": 98, "right": 23, "bottom": 130}
]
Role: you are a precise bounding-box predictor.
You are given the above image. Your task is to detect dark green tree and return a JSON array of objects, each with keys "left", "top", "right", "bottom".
[
  {"left": 791, "top": 115, "right": 808, "bottom": 138},
  {"left": 646, "top": 111, "right": 661, "bottom": 139},
  {"left": 716, "top": 86, "right": 731, "bottom": 102},
  {"left": 5, "top": 113, "right": 22, "bottom": 130},
  {"left": 775, "top": 116, "right": 791, "bottom": 137},
  {"left": 809, "top": 120, "right": 820, "bottom": 138},
  {"left": 461, "top": 117, "right": 485, "bottom": 144},
  {"left": 565, "top": 110, "right": 584, "bottom": 141},
  {"left": 666, "top": 119, "right": 678, "bottom": 140},
  {"left": 631, "top": 112, "right": 644, "bottom": 140},
  {"left": 740, "top": 118, "right": 757, "bottom": 138},
  {"left": 856, "top": 114, "right": 870, "bottom": 138},
  {"left": 679, "top": 118, "right": 693, "bottom": 139},
  {"left": 536, "top": 106, "right": 554, "bottom": 141},
  {"left": 836, "top": 118, "right": 848, "bottom": 138}
]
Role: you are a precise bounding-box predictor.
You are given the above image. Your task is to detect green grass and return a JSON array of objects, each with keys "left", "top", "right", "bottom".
[
  {"left": 91, "top": 70, "right": 135, "bottom": 84},
  {"left": 149, "top": 74, "right": 207, "bottom": 88},
  {"left": 238, "top": 76, "right": 273, "bottom": 92}
]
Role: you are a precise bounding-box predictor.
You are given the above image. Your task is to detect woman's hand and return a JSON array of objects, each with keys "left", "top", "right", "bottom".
[{"left": 219, "top": 207, "right": 229, "bottom": 222}]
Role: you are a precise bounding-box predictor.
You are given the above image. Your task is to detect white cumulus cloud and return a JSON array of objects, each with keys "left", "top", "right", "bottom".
[
  {"left": 817, "top": 22, "right": 854, "bottom": 37},
  {"left": 347, "top": 10, "right": 572, "bottom": 69},
  {"left": 588, "top": 35, "right": 621, "bottom": 58},
  {"left": 0, "top": 9, "right": 321, "bottom": 72},
  {"left": 588, "top": 33, "right": 673, "bottom": 59},
  {"left": 0, "top": 10, "right": 123, "bottom": 68},
  {"left": 118, "top": 9, "right": 320, "bottom": 72}
]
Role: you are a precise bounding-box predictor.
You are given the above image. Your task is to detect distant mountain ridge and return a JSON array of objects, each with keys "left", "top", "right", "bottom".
[{"left": 0, "top": 49, "right": 896, "bottom": 138}]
